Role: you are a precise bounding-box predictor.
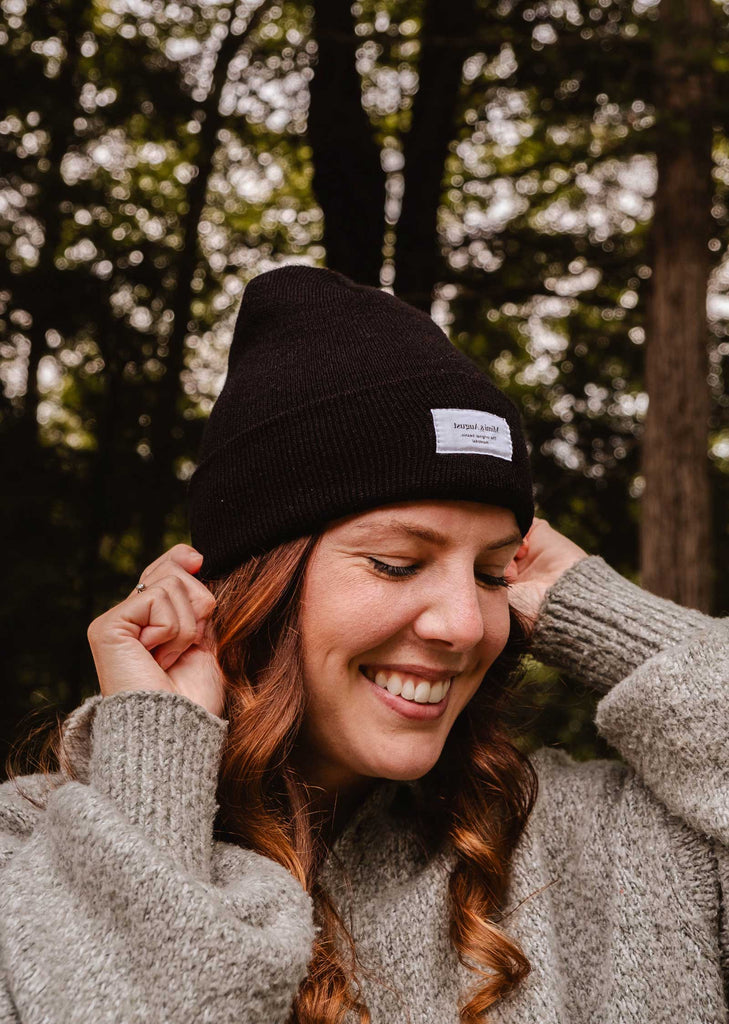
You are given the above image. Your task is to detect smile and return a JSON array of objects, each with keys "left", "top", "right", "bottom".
[{"left": 360, "top": 666, "right": 452, "bottom": 705}]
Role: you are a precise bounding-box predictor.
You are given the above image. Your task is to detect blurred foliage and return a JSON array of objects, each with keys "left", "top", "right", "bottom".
[
  {"left": 2, "top": 0, "right": 729, "bottom": 772},
  {"left": 510, "top": 659, "right": 615, "bottom": 763}
]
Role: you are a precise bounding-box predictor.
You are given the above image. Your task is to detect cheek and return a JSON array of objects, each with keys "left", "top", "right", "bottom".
[
  {"left": 479, "top": 597, "right": 512, "bottom": 660},
  {"left": 300, "top": 567, "right": 414, "bottom": 666}
]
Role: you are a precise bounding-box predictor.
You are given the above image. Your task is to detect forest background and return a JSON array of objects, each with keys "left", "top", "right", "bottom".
[{"left": 2, "top": 0, "right": 728, "bottom": 770}]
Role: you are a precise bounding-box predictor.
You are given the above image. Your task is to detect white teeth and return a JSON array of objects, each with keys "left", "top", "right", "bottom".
[
  {"left": 364, "top": 667, "right": 452, "bottom": 704},
  {"left": 413, "top": 681, "right": 430, "bottom": 703},
  {"left": 386, "top": 673, "right": 403, "bottom": 696},
  {"left": 428, "top": 681, "right": 444, "bottom": 704}
]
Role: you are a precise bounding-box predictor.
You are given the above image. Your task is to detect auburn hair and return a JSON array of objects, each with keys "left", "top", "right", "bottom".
[
  {"left": 207, "top": 534, "right": 537, "bottom": 1023},
  {"left": 7, "top": 531, "right": 537, "bottom": 1023}
]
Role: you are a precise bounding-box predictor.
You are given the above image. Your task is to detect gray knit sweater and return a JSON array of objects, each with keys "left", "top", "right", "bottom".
[{"left": 0, "top": 557, "right": 727, "bottom": 1023}]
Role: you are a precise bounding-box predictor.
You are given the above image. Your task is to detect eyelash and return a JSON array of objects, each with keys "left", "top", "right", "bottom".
[{"left": 366, "top": 557, "right": 510, "bottom": 589}]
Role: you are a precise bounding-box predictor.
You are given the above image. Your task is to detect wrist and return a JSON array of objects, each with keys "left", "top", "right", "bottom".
[{"left": 89, "top": 689, "right": 228, "bottom": 878}]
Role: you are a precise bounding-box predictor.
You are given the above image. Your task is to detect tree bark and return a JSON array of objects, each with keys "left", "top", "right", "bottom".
[
  {"left": 393, "top": 0, "right": 479, "bottom": 310},
  {"left": 641, "top": 0, "right": 714, "bottom": 610},
  {"left": 307, "top": 0, "right": 386, "bottom": 286}
]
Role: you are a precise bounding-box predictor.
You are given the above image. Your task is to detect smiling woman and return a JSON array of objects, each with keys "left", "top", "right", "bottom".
[
  {"left": 296, "top": 502, "right": 521, "bottom": 790},
  {"left": 1, "top": 267, "right": 728, "bottom": 1024}
]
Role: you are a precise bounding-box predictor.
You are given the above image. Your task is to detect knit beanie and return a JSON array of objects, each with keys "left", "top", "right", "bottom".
[{"left": 188, "top": 265, "right": 533, "bottom": 580}]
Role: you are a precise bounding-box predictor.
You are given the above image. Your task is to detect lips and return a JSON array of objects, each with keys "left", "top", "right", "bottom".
[
  {"left": 361, "top": 666, "right": 451, "bottom": 704},
  {"left": 359, "top": 667, "right": 452, "bottom": 721},
  {"left": 359, "top": 664, "right": 457, "bottom": 684}
]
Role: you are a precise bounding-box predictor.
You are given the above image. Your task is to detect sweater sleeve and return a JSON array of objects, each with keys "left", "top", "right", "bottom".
[
  {"left": 529, "top": 555, "right": 729, "bottom": 844},
  {"left": 528, "top": 555, "right": 716, "bottom": 692},
  {"left": 0, "top": 689, "right": 315, "bottom": 1024},
  {"left": 529, "top": 557, "right": 729, "bottom": 1000}
]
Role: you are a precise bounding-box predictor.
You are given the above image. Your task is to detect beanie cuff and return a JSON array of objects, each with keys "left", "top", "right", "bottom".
[{"left": 189, "top": 372, "right": 533, "bottom": 579}]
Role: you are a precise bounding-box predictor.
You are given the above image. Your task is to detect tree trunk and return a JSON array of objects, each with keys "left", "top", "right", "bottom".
[
  {"left": 641, "top": 0, "right": 714, "bottom": 610},
  {"left": 307, "top": 0, "right": 386, "bottom": 286},
  {"left": 394, "top": 0, "right": 479, "bottom": 311}
]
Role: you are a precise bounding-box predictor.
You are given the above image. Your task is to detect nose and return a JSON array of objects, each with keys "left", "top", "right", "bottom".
[{"left": 411, "top": 570, "right": 485, "bottom": 651}]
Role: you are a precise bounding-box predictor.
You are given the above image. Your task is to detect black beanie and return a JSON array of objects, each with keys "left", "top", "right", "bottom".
[{"left": 188, "top": 265, "right": 533, "bottom": 580}]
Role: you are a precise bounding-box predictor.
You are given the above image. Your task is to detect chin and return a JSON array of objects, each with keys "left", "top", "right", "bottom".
[
  {"left": 366, "top": 743, "right": 444, "bottom": 782},
  {"left": 382, "top": 766, "right": 435, "bottom": 783}
]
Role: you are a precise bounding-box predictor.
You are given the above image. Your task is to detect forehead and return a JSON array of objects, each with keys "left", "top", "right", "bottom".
[{"left": 329, "top": 500, "right": 521, "bottom": 547}]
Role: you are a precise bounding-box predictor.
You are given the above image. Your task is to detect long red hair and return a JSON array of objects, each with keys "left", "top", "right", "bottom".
[{"left": 208, "top": 534, "right": 538, "bottom": 1023}]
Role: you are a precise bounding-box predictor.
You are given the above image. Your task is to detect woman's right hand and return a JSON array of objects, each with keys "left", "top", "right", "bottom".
[{"left": 86, "top": 544, "right": 225, "bottom": 718}]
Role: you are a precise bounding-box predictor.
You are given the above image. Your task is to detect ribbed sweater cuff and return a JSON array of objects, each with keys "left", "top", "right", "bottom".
[
  {"left": 529, "top": 556, "right": 715, "bottom": 692},
  {"left": 88, "top": 689, "right": 228, "bottom": 879}
]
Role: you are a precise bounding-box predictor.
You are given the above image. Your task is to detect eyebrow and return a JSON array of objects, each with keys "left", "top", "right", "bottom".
[{"left": 349, "top": 518, "right": 522, "bottom": 551}]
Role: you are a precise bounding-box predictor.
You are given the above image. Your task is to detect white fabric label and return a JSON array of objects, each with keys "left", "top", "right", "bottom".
[{"left": 430, "top": 408, "right": 513, "bottom": 462}]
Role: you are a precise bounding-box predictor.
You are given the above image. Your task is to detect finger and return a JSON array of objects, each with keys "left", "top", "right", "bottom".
[
  {"left": 503, "top": 557, "right": 519, "bottom": 584},
  {"left": 140, "top": 576, "right": 202, "bottom": 671},
  {"left": 135, "top": 562, "right": 215, "bottom": 621},
  {"left": 513, "top": 538, "right": 530, "bottom": 561},
  {"left": 153, "top": 613, "right": 200, "bottom": 673},
  {"left": 137, "top": 544, "right": 203, "bottom": 587},
  {"left": 524, "top": 518, "right": 541, "bottom": 540},
  {"left": 138, "top": 545, "right": 203, "bottom": 587},
  {"left": 122, "top": 586, "right": 182, "bottom": 651}
]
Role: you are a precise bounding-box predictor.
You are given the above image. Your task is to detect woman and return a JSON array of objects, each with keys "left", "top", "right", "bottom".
[{"left": 0, "top": 266, "right": 727, "bottom": 1024}]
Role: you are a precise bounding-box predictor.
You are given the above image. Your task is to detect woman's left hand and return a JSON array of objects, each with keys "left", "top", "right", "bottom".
[{"left": 505, "top": 518, "right": 588, "bottom": 634}]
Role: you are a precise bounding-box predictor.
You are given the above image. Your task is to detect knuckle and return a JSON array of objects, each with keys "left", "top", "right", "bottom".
[
  {"left": 172, "top": 542, "right": 197, "bottom": 557},
  {"left": 180, "top": 623, "right": 198, "bottom": 644},
  {"left": 88, "top": 608, "right": 111, "bottom": 636},
  {"left": 87, "top": 614, "right": 116, "bottom": 647}
]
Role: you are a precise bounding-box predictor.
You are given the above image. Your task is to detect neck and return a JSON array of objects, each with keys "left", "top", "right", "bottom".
[{"left": 302, "top": 772, "right": 378, "bottom": 848}]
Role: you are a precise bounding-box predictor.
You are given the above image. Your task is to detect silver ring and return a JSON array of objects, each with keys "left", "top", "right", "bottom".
[{"left": 136, "top": 582, "right": 146, "bottom": 594}]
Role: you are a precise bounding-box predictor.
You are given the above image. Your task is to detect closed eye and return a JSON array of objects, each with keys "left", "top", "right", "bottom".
[
  {"left": 366, "top": 557, "right": 509, "bottom": 589},
  {"left": 367, "top": 557, "right": 416, "bottom": 578}
]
